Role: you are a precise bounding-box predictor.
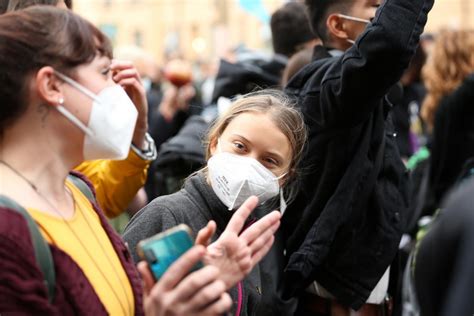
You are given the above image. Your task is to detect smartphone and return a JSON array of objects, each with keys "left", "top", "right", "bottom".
[{"left": 137, "top": 224, "right": 204, "bottom": 281}]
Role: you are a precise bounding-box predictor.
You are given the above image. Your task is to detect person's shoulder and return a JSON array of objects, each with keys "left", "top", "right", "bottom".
[
  {"left": 128, "top": 189, "right": 193, "bottom": 227},
  {"left": 0, "top": 206, "right": 29, "bottom": 238},
  {"left": 441, "top": 178, "right": 474, "bottom": 223},
  {"left": 148, "top": 189, "right": 194, "bottom": 215},
  {"left": 285, "top": 57, "right": 337, "bottom": 99},
  {"left": 0, "top": 206, "right": 38, "bottom": 264}
]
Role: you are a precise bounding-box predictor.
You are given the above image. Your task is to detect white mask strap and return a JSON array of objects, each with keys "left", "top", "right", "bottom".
[
  {"left": 56, "top": 105, "right": 94, "bottom": 137},
  {"left": 55, "top": 71, "right": 99, "bottom": 102},
  {"left": 280, "top": 189, "right": 287, "bottom": 215},
  {"left": 337, "top": 14, "right": 371, "bottom": 24}
]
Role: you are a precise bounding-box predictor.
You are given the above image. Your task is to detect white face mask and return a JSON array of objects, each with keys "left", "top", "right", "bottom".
[
  {"left": 336, "top": 14, "right": 371, "bottom": 45},
  {"left": 55, "top": 72, "right": 138, "bottom": 160},
  {"left": 207, "top": 150, "right": 286, "bottom": 211}
]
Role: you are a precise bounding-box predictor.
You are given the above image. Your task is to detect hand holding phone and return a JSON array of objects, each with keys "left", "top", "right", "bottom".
[
  {"left": 138, "top": 246, "right": 232, "bottom": 316},
  {"left": 137, "top": 224, "right": 204, "bottom": 281}
]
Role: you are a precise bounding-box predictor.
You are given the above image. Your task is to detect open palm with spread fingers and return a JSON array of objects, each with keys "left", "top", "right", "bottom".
[{"left": 196, "top": 196, "right": 281, "bottom": 289}]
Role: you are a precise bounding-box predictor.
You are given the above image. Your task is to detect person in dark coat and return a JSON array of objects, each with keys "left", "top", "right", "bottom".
[
  {"left": 281, "top": 0, "right": 434, "bottom": 314},
  {"left": 414, "top": 176, "right": 474, "bottom": 316},
  {"left": 419, "top": 30, "right": 474, "bottom": 216},
  {"left": 423, "top": 73, "right": 474, "bottom": 211}
]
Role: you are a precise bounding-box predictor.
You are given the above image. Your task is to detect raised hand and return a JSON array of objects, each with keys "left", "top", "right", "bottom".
[{"left": 197, "top": 196, "right": 281, "bottom": 289}]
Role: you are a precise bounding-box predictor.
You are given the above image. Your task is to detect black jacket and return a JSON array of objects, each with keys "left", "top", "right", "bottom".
[
  {"left": 282, "top": 0, "right": 433, "bottom": 309},
  {"left": 147, "top": 116, "right": 209, "bottom": 198},
  {"left": 212, "top": 56, "right": 286, "bottom": 103}
]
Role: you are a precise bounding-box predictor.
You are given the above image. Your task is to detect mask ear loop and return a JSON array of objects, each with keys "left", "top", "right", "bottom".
[
  {"left": 335, "top": 14, "right": 370, "bottom": 45},
  {"left": 275, "top": 172, "right": 288, "bottom": 214},
  {"left": 56, "top": 97, "right": 94, "bottom": 137},
  {"left": 336, "top": 13, "right": 371, "bottom": 24},
  {"left": 55, "top": 71, "right": 99, "bottom": 102},
  {"left": 280, "top": 189, "right": 287, "bottom": 215}
]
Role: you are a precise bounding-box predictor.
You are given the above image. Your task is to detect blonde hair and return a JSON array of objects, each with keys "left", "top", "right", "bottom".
[
  {"left": 421, "top": 30, "right": 474, "bottom": 130},
  {"left": 205, "top": 89, "right": 307, "bottom": 203}
]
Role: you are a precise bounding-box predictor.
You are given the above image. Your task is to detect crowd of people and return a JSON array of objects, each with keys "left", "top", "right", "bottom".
[{"left": 1, "top": 0, "right": 473, "bottom": 315}]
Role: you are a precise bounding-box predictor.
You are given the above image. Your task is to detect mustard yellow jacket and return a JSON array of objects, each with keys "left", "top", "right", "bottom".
[{"left": 74, "top": 150, "right": 150, "bottom": 218}]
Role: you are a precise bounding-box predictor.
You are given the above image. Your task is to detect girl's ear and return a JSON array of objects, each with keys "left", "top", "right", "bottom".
[
  {"left": 279, "top": 168, "right": 293, "bottom": 187},
  {"left": 278, "top": 177, "right": 286, "bottom": 187}
]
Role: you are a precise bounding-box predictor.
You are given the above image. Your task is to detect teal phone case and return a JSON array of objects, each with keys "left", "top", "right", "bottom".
[{"left": 138, "top": 225, "right": 204, "bottom": 280}]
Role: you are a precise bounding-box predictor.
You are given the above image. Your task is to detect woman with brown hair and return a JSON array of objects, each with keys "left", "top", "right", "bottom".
[
  {"left": 0, "top": 7, "right": 280, "bottom": 315},
  {"left": 421, "top": 30, "right": 474, "bottom": 131},
  {"left": 418, "top": 29, "right": 474, "bottom": 215},
  {"left": 2, "top": 0, "right": 159, "bottom": 223}
]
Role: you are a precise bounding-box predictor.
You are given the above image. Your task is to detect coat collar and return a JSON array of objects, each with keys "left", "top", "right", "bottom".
[
  {"left": 183, "top": 172, "right": 234, "bottom": 233},
  {"left": 312, "top": 45, "right": 333, "bottom": 61}
]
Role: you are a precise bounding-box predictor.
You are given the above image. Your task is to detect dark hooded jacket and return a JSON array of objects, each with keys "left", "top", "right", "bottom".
[
  {"left": 281, "top": 0, "right": 433, "bottom": 309},
  {"left": 147, "top": 116, "right": 209, "bottom": 198}
]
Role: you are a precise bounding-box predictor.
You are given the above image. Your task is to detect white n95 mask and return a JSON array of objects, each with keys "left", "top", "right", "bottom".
[
  {"left": 55, "top": 71, "right": 138, "bottom": 160},
  {"left": 207, "top": 151, "right": 285, "bottom": 211}
]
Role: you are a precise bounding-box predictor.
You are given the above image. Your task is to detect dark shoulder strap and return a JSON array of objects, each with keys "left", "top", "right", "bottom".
[
  {"left": 0, "top": 195, "right": 55, "bottom": 303},
  {"left": 67, "top": 174, "right": 96, "bottom": 204}
]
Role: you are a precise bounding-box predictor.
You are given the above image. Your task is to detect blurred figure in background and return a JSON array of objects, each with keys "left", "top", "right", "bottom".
[
  {"left": 401, "top": 30, "right": 474, "bottom": 316},
  {"left": 270, "top": 2, "right": 320, "bottom": 59},
  {"left": 413, "top": 171, "right": 474, "bottom": 316},
  {"left": 281, "top": 47, "right": 314, "bottom": 86},
  {"left": 392, "top": 46, "right": 427, "bottom": 160},
  {"left": 403, "top": 71, "right": 474, "bottom": 316},
  {"left": 408, "top": 30, "right": 474, "bottom": 222},
  {"left": 211, "top": 1, "right": 319, "bottom": 106}
]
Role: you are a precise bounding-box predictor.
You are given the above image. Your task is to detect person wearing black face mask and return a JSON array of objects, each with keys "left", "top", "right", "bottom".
[{"left": 281, "top": 0, "right": 434, "bottom": 315}]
